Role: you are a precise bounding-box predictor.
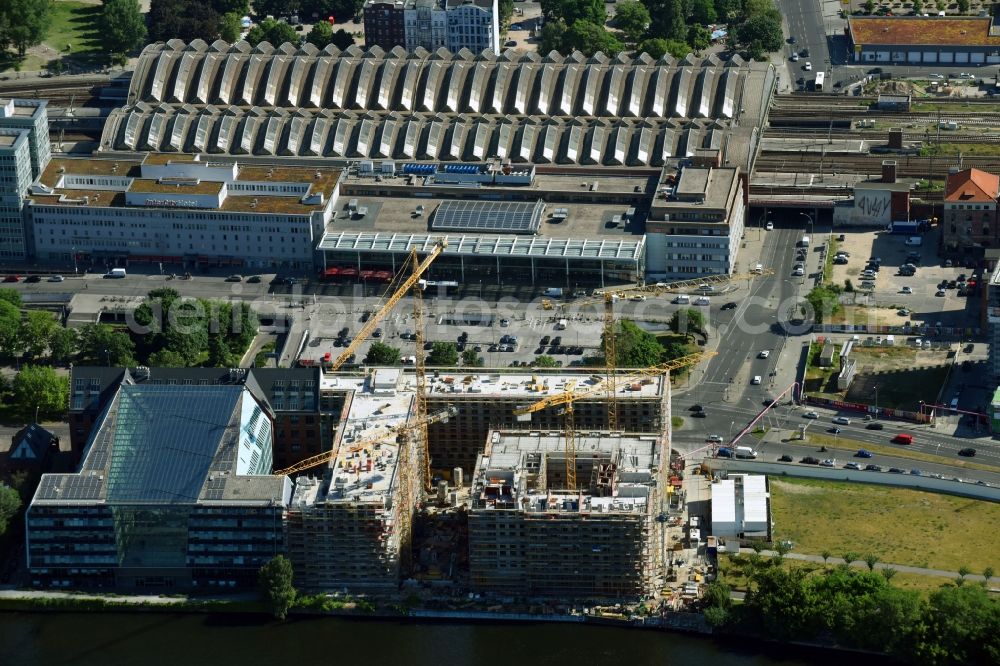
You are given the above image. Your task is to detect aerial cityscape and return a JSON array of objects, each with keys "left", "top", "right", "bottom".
[{"left": 1, "top": 0, "right": 999, "bottom": 663}]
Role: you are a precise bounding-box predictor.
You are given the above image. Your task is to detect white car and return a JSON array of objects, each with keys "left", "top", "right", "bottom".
[
  {"left": 820, "top": 459, "right": 836, "bottom": 467},
  {"left": 833, "top": 416, "right": 851, "bottom": 425},
  {"left": 706, "top": 435, "right": 724, "bottom": 443},
  {"left": 803, "top": 411, "right": 819, "bottom": 419},
  {"left": 630, "top": 294, "right": 646, "bottom": 302},
  {"left": 766, "top": 222, "right": 774, "bottom": 230},
  {"left": 793, "top": 268, "right": 805, "bottom": 277},
  {"left": 759, "top": 350, "right": 770, "bottom": 359},
  {"left": 47, "top": 275, "right": 65, "bottom": 282},
  {"left": 901, "top": 286, "right": 912, "bottom": 294},
  {"left": 694, "top": 296, "right": 711, "bottom": 306},
  {"left": 805, "top": 62, "right": 812, "bottom": 71},
  {"left": 751, "top": 375, "right": 762, "bottom": 385},
  {"left": 790, "top": 54, "right": 799, "bottom": 62},
  {"left": 928, "top": 73, "right": 944, "bottom": 79}
]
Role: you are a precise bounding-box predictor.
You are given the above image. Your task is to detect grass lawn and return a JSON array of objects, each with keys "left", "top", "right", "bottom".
[
  {"left": 925, "top": 142, "right": 1000, "bottom": 158},
  {"left": 671, "top": 415, "right": 684, "bottom": 430},
  {"left": 0, "top": 0, "right": 102, "bottom": 72},
  {"left": 769, "top": 477, "right": 1000, "bottom": 572}
]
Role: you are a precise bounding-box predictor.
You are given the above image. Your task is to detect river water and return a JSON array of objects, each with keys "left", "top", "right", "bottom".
[{"left": 0, "top": 611, "right": 879, "bottom": 666}]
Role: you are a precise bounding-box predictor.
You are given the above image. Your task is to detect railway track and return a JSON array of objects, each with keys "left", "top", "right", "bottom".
[{"left": 756, "top": 152, "right": 1000, "bottom": 177}]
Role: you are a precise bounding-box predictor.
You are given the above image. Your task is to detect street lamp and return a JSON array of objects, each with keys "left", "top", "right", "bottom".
[{"left": 800, "top": 212, "right": 814, "bottom": 239}]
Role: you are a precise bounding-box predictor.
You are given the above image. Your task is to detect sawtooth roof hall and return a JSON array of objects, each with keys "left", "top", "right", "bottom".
[{"left": 101, "top": 39, "right": 776, "bottom": 169}]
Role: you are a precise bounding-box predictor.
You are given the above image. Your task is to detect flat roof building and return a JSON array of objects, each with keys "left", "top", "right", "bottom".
[
  {"left": 26, "top": 154, "right": 342, "bottom": 270},
  {"left": 467, "top": 430, "right": 667, "bottom": 599},
  {"left": 0, "top": 98, "right": 49, "bottom": 260},
  {"left": 710, "top": 474, "right": 769, "bottom": 541},
  {"left": 848, "top": 16, "right": 1000, "bottom": 66},
  {"left": 27, "top": 381, "right": 291, "bottom": 590},
  {"left": 645, "top": 165, "right": 745, "bottom": 278}
]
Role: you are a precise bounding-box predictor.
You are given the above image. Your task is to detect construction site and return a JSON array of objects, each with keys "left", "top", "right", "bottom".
[{"left": 468, "top": 431, "right": 667, "bottom": 599}]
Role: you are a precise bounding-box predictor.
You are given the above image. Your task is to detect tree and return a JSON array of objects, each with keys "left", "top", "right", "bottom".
[
  {"left": 246, "top": 17, "right": 300, "bottom": 45},
  {"left": 100, "top": 0, "right": 147, "bottom": 61},
  {"left": 957, "top": 0, "right": 969, "bottom": 13},
  {"left": 936, "top": 0, "right": 945, "bottom": 10},
  {"left": 23, "top": 311, "right": 57, "bottom": 359},
  {"left": 0, "top": 299, "right": 21, "bottom": 359},
  {"left": 212, "top": 0, "right": 249, "bottom": 14},
  {"left": 540, "top": 20, "right": 568, "bottom": 53},
  {"left": 668, "top": 308, "right": 705, "bottom": 335},
  {"left": 880, "top": 567, "right": 898, "bottom": 582},
  {"left": 690, "top": 0, "right": 717, "bottom": 24},
  {"left": 427, "top": 342, "right": 459, "bottom": 366},
  {"left": 604, "top": 320, "right": 664, "bottom": 367},
  {"left": 907, "top": 584, "right": 1000, "bottom": 665},
  {"left": 687, "top": 24, "right": 710, "bottom": 51},
  {"left": 0, "top": 287, "right": 21, "bottom": 308},
  {"left": 300, "top": 0, "right": 366, "bottom": 24},
  {"left": 219, "top": 11, "right": 243, "bottom": 42},
  {"left": 12, "top": 365, "right": 68, "bottom": 420},
  {"left": 864, "top": 0, "right": 874, "bottom": 13},
  {"left": 253, "top": 0, "right": 297, "bottom": 17},
  {"left": 734, "top": 10, "right": 783, "bottom": 59},
  {"left": 638, "top": 36, "right": 688, "bottom": 58},
  {"left": 864, "top": 553, "right": 879, "bottom": 571},
  {"left": 499, "top": 0, "right": 514, "bottom": 32},
  {"left": 563, "top": 20, "right": 624, "bottom": 56},
  {"left": 0, "top": 485, "right": 21, "bottom": 536},
  {"left": 45, "top": 58, "right": 64, "bottom": 76},
  {"left": 461, "top": 348, "right": 484, "bottom": 367},
  {"left": 983, "top": 567, "right": 995, "bottom": 584},
  {"left": 615, "top": 0, "right": 650, "bottom": 42},
  {"left": 533, "top": 354, "right": 559, "bottom": 368},
  {"left": 714, "top": 0, "right": 742, "bottom": 20},
  {"left": 0, "top": 0, "right": 51, "bottom": 58},
  {"left": 912, "top": 0, "right": 923, "bottom": 13},
  {"left": 820, "top": 549, "right": 832, "bottom": 565},
  {"left": 306, "top": 19, "right": 334, "bottom": 46},
  {"left": 330, "top": 28, "right": 354, "bottom": 49},
  {"left": 207, "top": 334, "right": 238, "bottom": 367},
  {"left": 647, "top": 0, "right": 686, "bottom": 42},
  {"left": 148, "top": 348, "right": 188, "bottom": 367},
  {"left": 365, "top": 341, "right": 401, "bottom": 365},
  {"left": 78, "top": 324, "right": 136, "bottom": 366},
  {"left": 48, "top": 327, "right": 78, "bottom": 365},
  {"left": 540, "top": 0, "right": 605, "bottom": 27},
  {"left": 805, "top": 285, "right": 841, "bottom": 324},
  {"left": 148, "top": 0, "right": 221, "bottom": 42},
  {"left": 258, "top": 555, "right": 297, "bottom": 621},
  {"left": 956, "top": 564, "right": 972, "bottom": 587},
  {"left": 842, "top": 551, "right": 860, "bottom": 567}
]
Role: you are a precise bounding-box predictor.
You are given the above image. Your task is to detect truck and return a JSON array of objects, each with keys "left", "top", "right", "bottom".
[
  {"left": 800, "top": 235, "right": 810, "bottom": 247},
  {"left": 734, "top": 446, "right": 758, "bottom": 459},
  {"left": 543, "top": 287, "right": 564, "bottom": 297},
  {"left": 888, "top": 219, "right": 929, "bottom": 235},
  {"left": 556, "top": 318, "right": 568, "bottom": 330}
]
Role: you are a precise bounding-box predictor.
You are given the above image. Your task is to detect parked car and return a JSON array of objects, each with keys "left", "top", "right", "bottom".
[
  {"left": 888, "top": 467, "right": 905, "bottom": 474},
  {"left": 2, "top": 275, "right": 20, "bottom": 282},
  {"left": 844, "top": 462, "right": 861, "bottom": 470},
  {"left": 225, "top": 274, "right": 242, "bottom": 282},
  {"left": 800, "top": 456, "right": 820, "bottom": 465},
  {"left": 820, "top": 459, "right": 836, "bottom": 467},
  {"left": 247, "top": 275, "right": 262, "bottom": 283},
  {"left": 778, "top": 454, "right": 793, "bottom": 462},
  {"left": 865, "top": 464, "right": 883, "bottom": 472},
  {"left": 26, "top": 275, "right": 41, "bottom": 283},
  {"left": 706, "top": 435, "right": 724, "bottom": 443},
  {"left": 910, "top": 469, "right": 922, "bottom": 476}
]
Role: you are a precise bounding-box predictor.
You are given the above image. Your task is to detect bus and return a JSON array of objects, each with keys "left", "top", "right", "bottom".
[{"left": 814, "top": 71, "right": 825, "bottom": 91}]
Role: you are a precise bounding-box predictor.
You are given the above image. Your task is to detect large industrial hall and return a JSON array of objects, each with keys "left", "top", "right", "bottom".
[{"left": 100, "top": 40, "right": 775, "bottom": 169}]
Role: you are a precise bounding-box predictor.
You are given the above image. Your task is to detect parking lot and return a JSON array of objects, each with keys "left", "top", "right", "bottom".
[{"left": 827, "top": 227, "right": 981, "bottom": 329}]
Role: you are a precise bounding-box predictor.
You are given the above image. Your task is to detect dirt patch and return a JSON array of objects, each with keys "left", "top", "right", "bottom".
[{"left": 769, "top": 478, "right": 824, "bottom": 495}]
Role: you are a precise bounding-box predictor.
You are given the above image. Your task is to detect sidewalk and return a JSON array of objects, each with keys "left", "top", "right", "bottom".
[{"left": 738, "top": 548, "right": 993, "bottom": 582}]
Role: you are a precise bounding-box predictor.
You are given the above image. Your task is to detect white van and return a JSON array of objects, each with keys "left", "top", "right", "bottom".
[
  {"left": 800, "top": 235, "right": 811, "bottom": 247},
  {"left": 556, "top": 318, "right": 568, "bottom": 330},
  {"left": 673, "top": 294, "right": 690, "bottom": 304},
  {"left": 105, "top": 267, "right": 127, "bottom": 279},
  {"left": 735, "top": 446, "right": 758, "bottom": 459},
  {"left": 694, "top": 296, "right": 710, "bottom": 306}
]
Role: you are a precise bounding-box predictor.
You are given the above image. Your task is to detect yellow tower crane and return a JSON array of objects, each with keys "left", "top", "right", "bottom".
[
  {"left": 513, "top": 351, "right": 716, "bottom": 491},
  {"left": 327, "top": 239, "right": 448, "bottom": 371},
  {"left": 272, "top": 406, "right": 457, "bottom": 476},
  {"left": 571, "top": 270, "right": 773, "bottom": 433}
]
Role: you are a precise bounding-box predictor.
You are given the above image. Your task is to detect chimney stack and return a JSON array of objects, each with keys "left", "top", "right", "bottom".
[
  {"left": 888, "top": 128, "right": 903, "bottom": 149},
  {"left": 882, "top": 160, "right": 897, "bottom": 184}
]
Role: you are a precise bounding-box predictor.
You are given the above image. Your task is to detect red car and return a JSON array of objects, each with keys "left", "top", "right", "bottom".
[
  {"left": 2, "top": 275, "right": 20, "bottom": 282},
  {"left": 892, "top": 433, "right": 914, "bottom": 445}
]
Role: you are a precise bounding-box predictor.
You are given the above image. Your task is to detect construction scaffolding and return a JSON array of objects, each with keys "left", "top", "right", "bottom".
[{"left": 467, "top": 431, "right": 667, "bottom": 599}]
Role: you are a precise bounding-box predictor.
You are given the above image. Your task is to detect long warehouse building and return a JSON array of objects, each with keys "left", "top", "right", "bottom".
[{"left": 100, "top": 40, "right": 775, "bottom": 170}]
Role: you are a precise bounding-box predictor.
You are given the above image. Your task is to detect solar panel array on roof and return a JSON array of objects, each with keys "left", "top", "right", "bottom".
[{"left": 431, "top": 200, "right": 544, "bottom": 235}]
